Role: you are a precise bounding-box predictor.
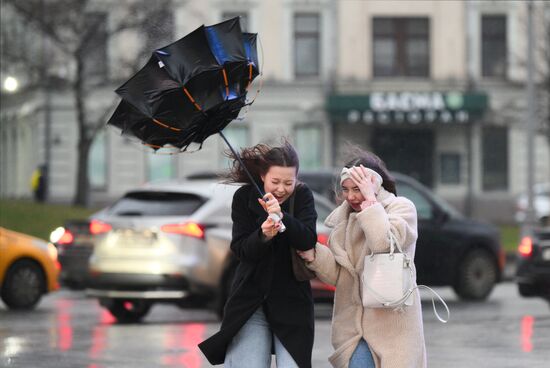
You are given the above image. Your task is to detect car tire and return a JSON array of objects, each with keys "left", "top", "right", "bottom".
[
  {"left": 453, "top": 248, "right": 498, "bottom": 300},
  {"left": 104, "top": 299, "right": 152, "bottom": 323},
  {"left": 1, "top": 260, "right": 45, "bottom": 310}
]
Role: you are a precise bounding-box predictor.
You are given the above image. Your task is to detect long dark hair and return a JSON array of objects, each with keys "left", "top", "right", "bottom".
[
  {"left": 224, "top": 139, "right": 300, "bottom": 185},
  {"left": 342, "top": 146, "right": 396, "bottom": 195}
]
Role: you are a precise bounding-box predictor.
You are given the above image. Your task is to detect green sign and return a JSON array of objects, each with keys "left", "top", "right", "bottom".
[{"left": 327, "top": 92, "right": 488, "bottom": 125}]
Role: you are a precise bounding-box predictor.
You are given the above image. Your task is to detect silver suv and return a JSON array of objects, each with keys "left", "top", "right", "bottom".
[{"left": 86, "top": 180, "right": 334, "bottom": 322}]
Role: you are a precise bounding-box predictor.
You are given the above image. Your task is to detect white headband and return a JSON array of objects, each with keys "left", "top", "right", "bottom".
[{"left": 340, "top": 166, "right": 383, "bottom": 189}]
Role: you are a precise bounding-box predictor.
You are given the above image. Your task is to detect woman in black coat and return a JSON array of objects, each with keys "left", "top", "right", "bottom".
[{"left": 198, "top": 141, "right": 317, "bottom": 368}]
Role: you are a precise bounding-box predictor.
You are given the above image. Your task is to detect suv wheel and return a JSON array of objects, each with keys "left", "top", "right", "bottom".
[
  {"left": 1, "top": 260, "right": 45, "bottom": 310},
  {"left": 104, "top": 299, "right": 152, "bottom": 323},
  {"left": 454, "top": 249, "right": 497, "bottom": 300}
]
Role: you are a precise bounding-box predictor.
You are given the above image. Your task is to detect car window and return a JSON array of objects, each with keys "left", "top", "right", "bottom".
[
  {"left": 314, "top": 196, "right": 333, "bottom": 223},
  {"left": 108, "top": 191, "right": 205, "bottom": 216},
  {"left": 397, "top": 183, "right": 433, "bottom": 220}
]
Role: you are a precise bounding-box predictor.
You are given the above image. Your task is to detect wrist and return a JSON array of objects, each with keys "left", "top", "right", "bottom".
[{"left": 360, "top": 199, "right": 377, "bottom": 210}]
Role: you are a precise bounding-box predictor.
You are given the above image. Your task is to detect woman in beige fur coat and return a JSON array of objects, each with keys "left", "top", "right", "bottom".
[{"left": 298, "top": 151, "right": 426, "bottom": 368}]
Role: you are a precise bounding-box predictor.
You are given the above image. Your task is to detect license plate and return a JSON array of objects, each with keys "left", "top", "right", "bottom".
[
  {"left": 116, "top": 230, "right": 155, "bottom": 247},
  {"left": 542, "top": 248, "right": 550, "bottom": 260}
]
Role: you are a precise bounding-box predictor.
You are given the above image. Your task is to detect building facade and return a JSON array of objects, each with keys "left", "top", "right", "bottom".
[{"left": 1, "top": 0, "right": 548, "bottom": 224}]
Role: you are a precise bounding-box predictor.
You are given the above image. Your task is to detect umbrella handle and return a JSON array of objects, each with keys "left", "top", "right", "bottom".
[{"left": 219, "top": 131, "right": 286, "bottom": 234}]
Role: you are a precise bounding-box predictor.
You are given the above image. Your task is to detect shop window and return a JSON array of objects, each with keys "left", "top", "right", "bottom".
[
  {"left": 481, "top": 15, "right": 507, "bottom": 78},
  {"left": 144, "top": 7, "right": 174, "bottom": 51},
  {"left": 294, "top": 13, "right": 320, "bottom": 77},
  {"left": 482, "top": 126, "right": 508, "bottom": 190},
  {"left": 83, "top": 12, "right": 108, "bottom": 79},
  {"left": 220, "top": 125, "right": 249, "bottom": 169},
  {"left": 147, "top": 153, "right": 174, "bottom": 182},
  {"left": 439, "top": 153, "right": 461, "bottom": 184},
  {"left": 88, "top": 130, "right": 107, "bottom": 189},
  {"left": 373, "top": 17, "right": 430, "bottom": 77},
  {"left": 222, "top": 11, "right": 249, "bottom": 31},
  {"left": 295, "top": 126, "right": 322, "bottom": 169}
]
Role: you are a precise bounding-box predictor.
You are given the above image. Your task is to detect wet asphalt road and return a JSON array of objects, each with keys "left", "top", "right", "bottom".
[{"left": 0, "top": 282, "right": 548, "bottom": 368}]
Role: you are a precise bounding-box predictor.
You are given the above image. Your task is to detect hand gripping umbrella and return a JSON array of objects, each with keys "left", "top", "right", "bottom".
[{"left": 107, "top": 17, "right": 267, "bottom": 200}]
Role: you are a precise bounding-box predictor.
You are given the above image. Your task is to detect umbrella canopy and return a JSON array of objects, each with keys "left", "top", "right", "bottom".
[{"left": 107, "top": 17, "right": 260, "bottom": 150}]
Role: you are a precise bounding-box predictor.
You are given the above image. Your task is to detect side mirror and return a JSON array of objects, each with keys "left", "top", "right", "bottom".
[{"left": 433, "top": 209, "right": 450, "bottom": 225}]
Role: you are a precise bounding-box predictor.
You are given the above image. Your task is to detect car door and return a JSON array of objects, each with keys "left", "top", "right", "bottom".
[{"left": 396, "top": 182, "right": 447, "bottom": 285}]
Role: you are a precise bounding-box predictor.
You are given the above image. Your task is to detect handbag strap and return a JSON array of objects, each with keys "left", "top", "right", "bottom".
[
  {"left": 416, "top": 285, "right": 450, "bottom": 323},
  {"left": 367, "top": 231, "right": 404, "bottom": 258}
]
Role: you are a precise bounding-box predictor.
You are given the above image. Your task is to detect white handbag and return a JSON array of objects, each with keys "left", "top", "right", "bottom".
[{"left": 361, "top": 232, "right": 450, "bottom": 323}]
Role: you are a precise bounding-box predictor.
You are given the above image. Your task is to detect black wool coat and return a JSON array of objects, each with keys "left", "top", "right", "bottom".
[{"left": 198, "top": 183, "right": 318, "bottom": 368}]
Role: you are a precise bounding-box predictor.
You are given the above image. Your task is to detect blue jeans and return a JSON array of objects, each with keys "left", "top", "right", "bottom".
[
  {"left": 349, "top": 339, "right": 375, "bottom": 368},
  {"left": 224, "top": 308, "right": 299, "bottom": 368}
]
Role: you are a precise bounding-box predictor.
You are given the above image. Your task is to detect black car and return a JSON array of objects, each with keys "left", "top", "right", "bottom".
[
  {"left": 298, "top": 169, "right": 505, "bottom": 300},
  {"left": 516, "top": 227, "right": 550, "bottom": 304},
  {"left": 53, "top": 220, "right": 97, "bottom": 289}
]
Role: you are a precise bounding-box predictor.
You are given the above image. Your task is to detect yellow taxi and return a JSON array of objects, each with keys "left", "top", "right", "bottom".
[{"left": 0, "top": 227, "right": 60, "bottom": 309}]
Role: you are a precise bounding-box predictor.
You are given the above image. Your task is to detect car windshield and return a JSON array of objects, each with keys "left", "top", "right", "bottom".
[{"left": 108, "top": 191, "right": 205, "bottom": 217}]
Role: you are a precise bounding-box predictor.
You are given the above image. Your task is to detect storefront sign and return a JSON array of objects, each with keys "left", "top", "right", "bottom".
[{"left": 327, "top": 92, "right": 488, "bottom": 125}]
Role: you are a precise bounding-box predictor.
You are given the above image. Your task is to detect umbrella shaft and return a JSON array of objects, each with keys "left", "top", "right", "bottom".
[{"left": 218, "top": 130, "right": 264, "bottom": 198}]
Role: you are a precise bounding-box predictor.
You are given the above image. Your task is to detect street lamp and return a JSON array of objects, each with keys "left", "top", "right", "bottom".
[{"left": 3, "top": 76, "right": 19, "bottom": 93}]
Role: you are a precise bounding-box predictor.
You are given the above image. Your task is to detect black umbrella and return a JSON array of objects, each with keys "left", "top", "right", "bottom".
[{"left": 107, "top": 17, "right": 265, "bottom": 196}]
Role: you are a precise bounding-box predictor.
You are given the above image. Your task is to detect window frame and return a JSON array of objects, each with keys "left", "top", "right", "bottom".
[
  {"left": 481, "top": 126, "right": 509, "bottom": 191},
  {"left": 439, "top": 152, "right": 461, "bottom": 185},
  {"left": 372, "top": 17, "right": 430, "bottom": 78},
  {"left": 294, "top": 13, "right": 321, "bottom": 78},
  {"left": 481, "top": 14, "right": 507, "bottom": 79}
]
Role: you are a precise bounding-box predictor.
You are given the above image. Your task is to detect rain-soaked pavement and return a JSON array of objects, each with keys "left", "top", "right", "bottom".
[{"left": 0, "top": 282, "right": 548, "bottom": 368}]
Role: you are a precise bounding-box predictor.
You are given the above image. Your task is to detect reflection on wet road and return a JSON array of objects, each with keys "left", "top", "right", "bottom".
[{"left": 1, "top": 283, "right": 548, "bottom": 367}]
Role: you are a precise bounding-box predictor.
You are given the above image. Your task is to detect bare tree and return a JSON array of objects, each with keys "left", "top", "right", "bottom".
[{"left": 1, "top": 0, "right": 173, "bottom": 205}]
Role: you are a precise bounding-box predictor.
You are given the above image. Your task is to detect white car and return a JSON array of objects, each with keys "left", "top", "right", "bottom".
[
  {"left": 84, "top": 180, "right": 334, "bottom": 322},
  {"left": 515, "top": 183, "right": 550, "bottom": 226}
]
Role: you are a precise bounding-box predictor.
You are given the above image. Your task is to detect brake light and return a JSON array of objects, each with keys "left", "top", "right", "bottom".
[
  {"left": 518, "top": 236, "right": 533, "bottom": 257},
  {"left": 58, "top": 230, "right": 74, "bottom": 244},
  {"left": 161, "top": 222, "right": 205, "bottom": 239},
  {"left": 89, "top": 219, "right": 112, "bottom": 235},
  {"left": 317, "top": 233, "right": 329, "bottom": 246},
  {"left": 50, "top": 227, "right": 74, "bottom": 245}
]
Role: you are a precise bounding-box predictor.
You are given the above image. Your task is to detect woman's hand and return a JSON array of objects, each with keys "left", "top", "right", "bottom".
[
  {"left": 349, "top": 165, "right": 378, "bottom": 204},
  {"left": 258, "top": 192, "right": 282, "bottom": 216},
  {"left": 297, "top": 248, "right": 315, "bottom": 262},
  {"left": 260, "top": 216, "right": 281, "bottom": 241}
]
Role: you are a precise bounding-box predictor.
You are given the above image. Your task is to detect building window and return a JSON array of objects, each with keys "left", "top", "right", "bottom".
[
  {"left": 482, "top": 127, "right": 508, "bottom": 191},
  {"left": 481, "top": 15, "right": 507, "bottom": 78},
  {"left": 144, "top": 8, "right": 174, "bottom": 51},
  {"left": 439, "top": 153, "right": 461, "bottom": 184},
  {"left": 294, "top": 13, "right": 320, "bottom": 77},
  {"left": 220, "top": 125, "right": 249, "bottom": 169},
  {"left": 295, "top": 126, "right": 322, "bottom": 169},
  {"left": 147, "top": 154, "right": 174, "bottom": 182},
  {"left": 88, "top": 130, "right": 107, "bottom": 189},
  {"left": 373, "top": 17, "right": 430, "bottom": 77},
  {"left": 222, "top": 11, "right": 249, "bottom": 31},
  {"left": 83, "top": 12, "right": 108, "bottom": 79}
]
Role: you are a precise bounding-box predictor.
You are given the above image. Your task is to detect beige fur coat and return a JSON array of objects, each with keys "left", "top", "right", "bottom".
[{"left": 307, "top": 188, "right": 426, "bottom": 368}]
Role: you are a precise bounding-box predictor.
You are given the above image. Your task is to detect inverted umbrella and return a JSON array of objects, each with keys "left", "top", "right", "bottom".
[{"left": 107, "top": 17, "right": 265, "bottom": 196}]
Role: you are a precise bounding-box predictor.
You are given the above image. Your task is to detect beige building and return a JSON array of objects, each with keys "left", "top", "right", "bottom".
[{"left": 1, "top": 0, "right": 548, "bottom": 224}]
